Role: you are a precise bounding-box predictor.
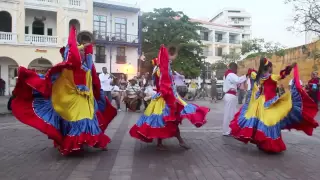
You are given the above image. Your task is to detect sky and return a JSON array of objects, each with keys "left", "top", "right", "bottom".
[{"left": 113, "top": 0, "right": 305, "bottom": 48}]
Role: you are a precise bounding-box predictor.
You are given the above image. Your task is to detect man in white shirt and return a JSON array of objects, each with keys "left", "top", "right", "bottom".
[
  {"left": 289, "top": 79, "right": 303, "bottom": 89},
  {"left": 222, "top": 62, "right": 247, "bottom": 136},
  {"left": 99, "top": 67, "right": 113, "bottom": 101}
]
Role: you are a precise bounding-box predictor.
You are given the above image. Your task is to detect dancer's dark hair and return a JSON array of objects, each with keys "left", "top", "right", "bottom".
[
  {"left": 256, "top": 57, "right": 272, "bottom": 83},
  {"left": 229, "top": 62, "right": 237, "bottom": 70}
]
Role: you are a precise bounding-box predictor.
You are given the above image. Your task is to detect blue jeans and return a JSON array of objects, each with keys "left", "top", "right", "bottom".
[{"left": 104, "top": 91, "right": 112, "bottom": 102}]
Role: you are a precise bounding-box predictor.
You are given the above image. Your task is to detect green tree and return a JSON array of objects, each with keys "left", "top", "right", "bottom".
[
  {"left": 241, "top": 38, "right": 286, "bottom": 59},
  {"left": 241, "top": 38, "right": 265, "bottom": 55},
  {"left": 141, "top": 8, "right": 206, "bottom": 77},
  {"left": 285, "top": 0, "right": 320, "bottom": 34},
  {"left": 221, "top": 51, "right": 241, "bottom": 64}
]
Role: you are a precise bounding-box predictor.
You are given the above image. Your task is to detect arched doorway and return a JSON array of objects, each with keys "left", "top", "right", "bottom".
[
  {"left": 0, "top": 11, "right": 12, "bottom": 32},
  {"left": 69, "top": 19, "right": 80, "bottom": 33},
  {"left": 0, "top": 57, "right": 18, "bottom": 95},
  {"left": 28, "top": 58, "right": 53, "bottom": 74},
  {"left": 32, "top": 20, "right": 45, "bottom": 35}
]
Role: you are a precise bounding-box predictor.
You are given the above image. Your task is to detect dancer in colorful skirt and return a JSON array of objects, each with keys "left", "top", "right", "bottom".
[
  {"left": 11, "top": 26, "right": 117, "bottom": 155},
  {"left": 229, "top": 57, "right": 319, "bottom": 153},
  {"left": 129, "top": 45, "right": 210, "bottom": 150}
]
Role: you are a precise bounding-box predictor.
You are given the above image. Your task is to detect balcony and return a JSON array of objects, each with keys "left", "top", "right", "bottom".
[
  {"left": 67, "top": 0, "right": 86, "bottom": 10},
  {"left": 215, "top": 38, "right": 228, "bottom": 43},
  {"left": 202, "top": 51, "right": 213, "bottom": 56},
  {"left": 116, "top": 55, "right": 127, "bottom": 64},
  {"left": 94, "top": 32, "right": 139, "bottom": 46},
  {"left": 24, "top": 0, "right": 59, "bottom": 10},
  {"left": 229, "top": 39, "right": 241, "bottom": 44},
  {"left": 0, "top": 32, "right": 17, "bottom": 44},
  {"left": 25, "top": 34, "right": 58, "bottom": 45}
]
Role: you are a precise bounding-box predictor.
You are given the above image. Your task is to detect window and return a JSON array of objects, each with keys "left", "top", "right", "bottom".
[
  {"left": 25, "top": 26, "right": 29, "bottom": 34},
  {"left": 215, "top": 34, "right": 223, "bottom": 42},
  {"left": 116, "top": 47, "right": 126, "bottom": 64},
  {"left": 32, "top": 20, "right": 44, "bottom": 35},
  {"left": 200, "top": 31, "right": 209, "bottom": 41},
  {"left": 93, "top": 15, "right": 107, "bottom": 40},
  {"left": 215, "top": 47, "right": 223, "bottom": 56},
  {"left": 47, "top": 28, "right": 52, "bottom": 36},
  {"left": 228, "top": 10, "right": 240, "bottom": 13},
  {"left": 114, "top": 17, "right": 127, "bottom": 41},
  {"left": 95, "top": 45, "right": 106, "bottom": 63}
]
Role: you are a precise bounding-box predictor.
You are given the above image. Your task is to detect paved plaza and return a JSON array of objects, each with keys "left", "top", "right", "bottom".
[{"left": 0, "top": 101, "right": 320, "bottom": 180}]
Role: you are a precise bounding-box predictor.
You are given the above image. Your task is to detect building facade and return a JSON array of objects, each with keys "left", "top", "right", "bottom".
[
  {"left": 0, "top": 0, "right": 93, "bottom": 95},
  {"left": 192, "top": 19, "right": 243, "bottom": 64},
  {"left": 92, "top": 0, "right": 141, "bottom": 80},
  {"left": 210, "top": 8, "right": 252, "bottom": 41}
]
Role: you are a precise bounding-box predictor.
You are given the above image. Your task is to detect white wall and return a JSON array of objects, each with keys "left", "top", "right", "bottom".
[
  {"left": 25, "top": 9, "right": 57, "bottom": 36},
  {"left": 93, "top": 7, "right": 139, "bottom": 35}
]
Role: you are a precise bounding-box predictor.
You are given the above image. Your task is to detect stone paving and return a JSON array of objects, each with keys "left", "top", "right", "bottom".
[{"left": 0, "top": 101, "right": 320, "bottom": 180}]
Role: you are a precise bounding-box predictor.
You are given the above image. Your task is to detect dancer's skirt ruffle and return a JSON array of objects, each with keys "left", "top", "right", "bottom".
[
  {"left": 130, "top": 95, "right": 209, "bottom": 142},
  {"left": 12, "top": 66, "right": 116, "bottom": 155},
  {"left": 230, "top": 68, "right": 318, "bottom": 153}
]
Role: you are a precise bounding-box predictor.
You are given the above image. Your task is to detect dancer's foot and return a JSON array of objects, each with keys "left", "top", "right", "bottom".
[
  {"left": 222, "top": 133, "right": 231, "bottom": 137},
  {"left": 179, "top": 143, "right": 191, "bottom": 150},
  {"left": 156, "top": 144, "right": 168, "bottom": 151}
]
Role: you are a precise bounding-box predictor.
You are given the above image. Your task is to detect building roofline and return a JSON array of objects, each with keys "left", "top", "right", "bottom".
[
  {"left": 93, "top": 0, "right": 140, "bottom": 13},
  {"left": 209, "top": 8, "right": 251, "bottom": 22},
  {"left": 189, "top": 18, "right": 241, "bottom": 30}
]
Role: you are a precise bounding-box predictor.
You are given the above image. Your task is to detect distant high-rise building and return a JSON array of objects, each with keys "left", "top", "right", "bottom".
[{"left": 210, "top": 8, "right": 252, "bottom": 41}]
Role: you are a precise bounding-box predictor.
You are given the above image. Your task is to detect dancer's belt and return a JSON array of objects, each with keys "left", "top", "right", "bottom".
[{"left": 226, "top": 89, "right": 237, "bottom": 95}]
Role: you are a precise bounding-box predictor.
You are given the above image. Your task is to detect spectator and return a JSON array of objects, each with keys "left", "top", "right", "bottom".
[
  {"left": 238, "top": 81, "right": 247, "bottom": 104},
  {"left": 111, "top": 79, "right": 121, "bottom": 112},
  {"left": 7, "top": 92, "right": 14, "bottom": 111},
  {"left": 124, "top": 79, "right": 142, "bottom": 112},
  {"left": 173, "top": 71, "right": 187, "bottom": 98},
  {"left": 0, "top": 78, "right": 5, "bottom": 96},
  {"left": 99, "top": 67, "right": 113, "bottom": 102},
  {"left": 119, "top": 74, "right": 127, "bottom": 101},
  {"left": 307, "top": 71, "right": 319, "bottom": 104},
  {"left": 210, "top": 77, "right": 218, "bottom": 103}
]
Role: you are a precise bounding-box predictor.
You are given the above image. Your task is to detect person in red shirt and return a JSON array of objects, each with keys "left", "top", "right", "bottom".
[{"left": 307, "top": 71, "right": 319, "bottom": 104}]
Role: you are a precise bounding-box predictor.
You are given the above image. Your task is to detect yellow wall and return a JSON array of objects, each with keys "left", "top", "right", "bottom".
[
  {"left": 0, "top": 44, "right": 61, "bottom": 67},
  {"left": 238, "top": 41, "right": 320, "bottom": 87}
]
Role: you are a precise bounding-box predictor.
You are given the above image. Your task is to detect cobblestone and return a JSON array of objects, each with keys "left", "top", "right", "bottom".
[{"left": 0, "top": 100, "right": 319, "bottom": 180}]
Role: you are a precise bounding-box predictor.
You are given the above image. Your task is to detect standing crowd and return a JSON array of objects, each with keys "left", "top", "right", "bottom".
[{"left": 99, "top": 67, "right": 156, "bottom": 112}]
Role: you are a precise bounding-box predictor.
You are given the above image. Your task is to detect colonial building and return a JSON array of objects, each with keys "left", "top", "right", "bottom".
[
  {"left": 92, "top": 0, "right": 141, "bottom": 79},
  {"left": 0, "top": 0, "right": 93, "bottom": 95}
]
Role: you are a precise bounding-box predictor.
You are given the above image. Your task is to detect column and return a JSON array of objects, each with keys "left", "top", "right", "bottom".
[{"left": 17, "top": 2, "right": 25, "bottom": 43}]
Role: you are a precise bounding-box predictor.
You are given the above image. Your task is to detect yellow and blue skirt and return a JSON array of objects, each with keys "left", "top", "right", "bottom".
[
  {"left": 130, "top": 93, "right": 210, "bottom": 142},
  {"left": 11, "top": 64, "right": 117, "bottom": 155},
  {"left": 230, "top": 70, "right": 318, "bottom": 152}
]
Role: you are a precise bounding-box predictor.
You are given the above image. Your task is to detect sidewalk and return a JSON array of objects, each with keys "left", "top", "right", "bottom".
[
  {"left": 0, "top": 101, "right": 319, "bottom": 180},
  {"left": 0, "top": 96, "right": 11, "bottom": 115}
]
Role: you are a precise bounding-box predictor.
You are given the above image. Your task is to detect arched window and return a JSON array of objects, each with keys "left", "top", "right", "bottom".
[
  {"left": 0, "top": 11, "right": 12, "bottom": 32},
  {"left": 32, "top": 20, "right": 45, "bottom": 35}
]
